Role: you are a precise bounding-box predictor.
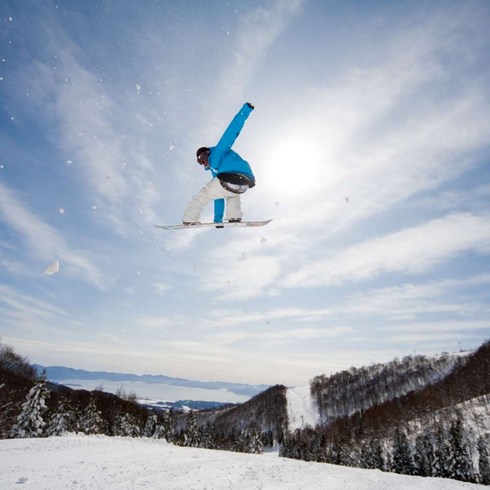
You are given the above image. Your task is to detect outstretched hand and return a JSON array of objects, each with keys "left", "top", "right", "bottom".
[{"left": 246, "top": 102, "right": 254, "bottom": 109}]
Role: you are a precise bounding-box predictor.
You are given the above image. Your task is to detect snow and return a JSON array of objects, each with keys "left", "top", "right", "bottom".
[
  {"left": 43, "top": 260, "right": 60, "bottom": 275},
  {"left": 286, "top": 386, "right": 320, "bottom": 430},
  {"left": 1, "top": 435, "right": 484, "bottom": 489}
]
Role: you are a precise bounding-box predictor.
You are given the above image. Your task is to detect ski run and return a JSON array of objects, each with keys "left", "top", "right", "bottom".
[{"left": 0, "top": 434, "right": 485, "bottom": 489}]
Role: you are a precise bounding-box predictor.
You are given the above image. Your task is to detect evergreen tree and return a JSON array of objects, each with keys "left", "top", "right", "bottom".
[
  {"left": 361, "top": 437, "right": 384, "bottom": 470},
  {"left": 448, "top": 417, "right": 476, "bottom": 483},
  {"left": 200, "top": 423, "right": 217, "bottom": 449},
  {"left": 143, "top": 412, "right": 170, "bottom": 440},
  {"left": 46, "top": 397, "right": 76, "bottom": 436},
  {"left": 160, "top": 410, "right": 174, "bottom": 442},
  {"left": 10, "top": 372, "right": 50, "bottom": 438},
  {"left": 231, "top": 429, "right": 247, "bottom": 453},
  {"left": 184, "top": 411, "right": 201, "bottom": 447},
  {"left": 392, "top": 427, "right": 414, "bottom": 475},
  {"left": 112, "top": 412, "right": 141, "bottom": 437},
  {"left": 433, "top": 426, "right": 451, "bottom": 478},
  {"left": 143, "top": 414, "right": 158, "bottom": 437},
  {"left": 477, "top": 436, "right": 490, "bottom": 485},
  {"left": 247, "top": 427, "right": 264, "bottom": 454},
  {"left": 80, "top": 398, "right": 104, "bottom": 435},
  {"left": 414, "top": 432, "right": 434, "bottom": 477}
]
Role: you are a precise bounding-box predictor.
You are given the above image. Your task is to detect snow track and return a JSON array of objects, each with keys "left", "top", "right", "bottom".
[
  {"left": 286, "top": 386, "right": 320, "bottom": 431},
  {"left": 0, "top": 435, "right": 484, "bottom": 489}
]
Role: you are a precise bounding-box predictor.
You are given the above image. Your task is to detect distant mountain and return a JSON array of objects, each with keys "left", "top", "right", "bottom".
[
  {"left": 139, "top": 399, "right": 235, "bottom": 412},
  {"left": 33, "top": 365, "right": 270, "bottom": 397}
]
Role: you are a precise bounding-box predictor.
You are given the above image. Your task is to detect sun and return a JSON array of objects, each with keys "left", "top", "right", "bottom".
[{"left": 261, "top": 134, "right": 324, "bottom": 196}]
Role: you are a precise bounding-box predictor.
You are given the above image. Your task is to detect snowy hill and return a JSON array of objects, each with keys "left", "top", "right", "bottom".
[
  {"left": 286, "top": 385, "right": 320, "bottom": 431},
  {"left": 201, "top": 350, "right": 474, "bottom": 435},
  {"left": 0, "top": 435, "right": 485, "bottom": 490},
  {"left": 309, "top": 351, "right": 469, "bottom": 425}
]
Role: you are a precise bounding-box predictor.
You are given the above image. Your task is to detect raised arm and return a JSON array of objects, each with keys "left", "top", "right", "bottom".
[{"left": 214, "top": 103, "right": 254, "bottom": 155}]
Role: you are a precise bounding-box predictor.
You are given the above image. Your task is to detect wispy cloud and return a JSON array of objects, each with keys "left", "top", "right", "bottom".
[
  {"left": 0, "top": 284, "right": 68, "bottom": 323},
  {"left": 0, "top": 181, "right": 105, "bottom": 288},
  {"left": 257, "top": 9, "right": 490, "bottom": 236},
  {"left": 284, "top": 213, "right": 490, "bottom": 288},
  {"left": 200, "top": 253, "right": 282, "bottom": 300},
  {"left": 20, "top": 21, "right": 160, "bottom": 233},
  {"left": 213, "top": 0, "right": 304, "bottom": 106}
]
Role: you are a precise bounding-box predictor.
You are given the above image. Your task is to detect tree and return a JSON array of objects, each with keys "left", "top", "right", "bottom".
[
  {"left": 46, "top": 396, "right": 76, "bottom": 436},
  {"left": 361, "top": 437, "right": 384, "bottom": 470},
  {"left": 160, "top": 410, "right": 174, "bottom": 442},
  {"left": 433, "top": 426, "right": 451, "bottom": 478},
  {"left": 247, "top": 427, "right": 264, "bottom": 454},
  {"left": 392, "top": 427, "right": 414, "bottom": 475},
  {"left": 10, "top": 372, "right": 50, "bottom": 438},
  {"left": 112, "top": 412, "right": 141, "bottom": 437},
  {"left": 184, "top": 411, "right": 201, "bottom": 447},
  {"left": 143, "top": 414, "right": 158, "bottom": 437},
  {"left": 448, "top": 417, "right": 476, "bottom": 483},
  {"left": 477, "top": 436, "right": 490, "bottom": 485},
  {"left": 80, "top": 398, "right": 104, "bottom": 435},
  {"left": 200, "top": 423, "right": 218, "bottom": 449},
  {"left": 414, "top": 432, "right": 434, "bottom": 477},
  {"left": 0, "top": 341, "right": 36, "bottom": 380}
]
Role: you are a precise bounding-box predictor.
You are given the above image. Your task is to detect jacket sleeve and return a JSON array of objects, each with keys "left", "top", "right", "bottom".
[{"left": 214, "top": 103, "right": 253, "bottom": 156}]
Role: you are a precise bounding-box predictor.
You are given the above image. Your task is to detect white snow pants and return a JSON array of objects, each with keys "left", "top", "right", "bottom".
[{"left": 183, "top": 178, "right": 243, "bottom": 223}]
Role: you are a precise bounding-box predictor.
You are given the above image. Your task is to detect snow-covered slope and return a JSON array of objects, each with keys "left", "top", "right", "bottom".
[
  {"left": 0, "top": 435, "right": 484, "bottom": 489},
  {"left": 286, "top": 385, "right": 320, "bottom": 430}
]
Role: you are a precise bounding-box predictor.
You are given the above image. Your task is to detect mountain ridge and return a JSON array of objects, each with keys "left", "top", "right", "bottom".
[{"left": 33, "top": 364, "right": 271, "bottom": 397}]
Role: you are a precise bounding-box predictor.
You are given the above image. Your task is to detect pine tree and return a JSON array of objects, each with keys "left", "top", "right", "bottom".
[
  {"left": 10, "top": 372, "right": 50, "bottom": 438},
  {"left": 392, "top": 427, "right": 414, "bottom": 475},
  {"left": 112, "top": 412, "right": 141, "bottom": 437},
  {"left": 477, "top": 436, "right": 490, "bottom": 485},
  {"left": 160, "top": 410, "right": 174, "bottom": 442},
  {"left": 414, "top": 432, "right": 435, "bottom": 477},
  {"left": 200, "top": 423, "right": 217, "bottom": 449},
  {"left": 433, "top": 426, "right": 451, "bottom": 478},
  {"left": 46, "top": 397, "right": 76, "bottom": 436},
  {"left": 247, "top": 427, "right": 264, "bottom": 454},
  {"left": 143, "top": 414, "right": 158, "bottom": 437},
  {"left": 448, "top": 417, "right": 476, "bottom": 483},
  {"left": 80, "top": 398, "right": 104, "bottom": 435},
  {"left": 184, "top": 411, "right": 201, "bottom": 447},
  {"left": 361, "top": 437, "right": 384, "bottom": 470}
]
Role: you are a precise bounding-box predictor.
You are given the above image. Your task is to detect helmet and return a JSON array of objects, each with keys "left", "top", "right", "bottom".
[{"left": 196, "top": 147, "right": 210, "bottom": 157}]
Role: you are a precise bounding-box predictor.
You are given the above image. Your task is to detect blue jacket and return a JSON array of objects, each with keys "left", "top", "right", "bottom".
[{"left": 206, "top": 103, "right": 255, "bottom": 222}]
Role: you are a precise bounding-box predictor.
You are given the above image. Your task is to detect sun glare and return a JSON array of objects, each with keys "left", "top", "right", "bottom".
[{"left": 262, "top": 135, "right": 324, "bottom": 196}]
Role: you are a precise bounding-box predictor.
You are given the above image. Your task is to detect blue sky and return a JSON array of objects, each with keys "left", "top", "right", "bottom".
[{"left": 1, "top": 0, "right": 489, "bottom": 386}]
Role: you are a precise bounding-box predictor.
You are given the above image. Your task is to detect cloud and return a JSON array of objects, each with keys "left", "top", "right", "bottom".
[
  {"left": 213, "top": 0, "right": 304, "bottom": 106},
  {"left": 257, "top": 8, "right": 490, "bottom": 237},
  {"left": 0, "top": 284, "right": 68, "bottom": 323},
  {"left": 340, "top": 276, "right": 490, "bottom": 321},
  {"left": 0, "top": 181, "right": 106, "bottom": 288},
  {"left": 19, "top": 21, "right": 161, "bottom": 233},
  {"left": 201, "top": 306, "right": 329, "bottom": 329},
  {"left": 284, "top": 213, "right": 490, "bottom": 288},
  {"left": 386, "top": 319, "right": 490, "bottom": 334}
]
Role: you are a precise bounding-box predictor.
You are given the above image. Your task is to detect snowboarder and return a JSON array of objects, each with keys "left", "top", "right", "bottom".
[{"left": 182, "top": 102, "right": 256, "bottom": 225}]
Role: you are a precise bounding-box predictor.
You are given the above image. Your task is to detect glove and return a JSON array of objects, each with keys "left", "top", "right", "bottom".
[{"left": 246, "top": 102, "right": 254, "bottom": 110}]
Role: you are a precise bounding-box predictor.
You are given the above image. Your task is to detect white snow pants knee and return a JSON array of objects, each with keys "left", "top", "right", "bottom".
[{"left": 183, "top": 178, "right": 243, "bottom": 223}]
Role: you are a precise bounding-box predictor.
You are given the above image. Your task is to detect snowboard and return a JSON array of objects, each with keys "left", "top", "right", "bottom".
[{"left": 155, "top": 219, "right": 272, "bottom": 230}]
